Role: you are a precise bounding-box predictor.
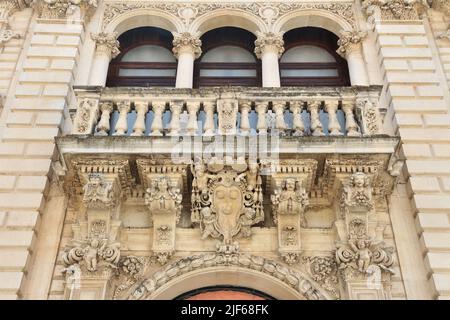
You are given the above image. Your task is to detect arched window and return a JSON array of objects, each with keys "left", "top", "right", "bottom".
[
  {"left": 107, "top": 27, "right": 176, "bottom": 87},
  {"left": 194, "top": 27, "right": 261, "bottom": 87},
  {"left": 280, "top": 27, "right": 350, "bottom": 86}
]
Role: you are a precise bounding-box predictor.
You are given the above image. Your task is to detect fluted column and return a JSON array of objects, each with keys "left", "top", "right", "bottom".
[
  {"left": 202, "top": 101, "right": 215, "bottom": 136},
  {"left": 290, "top": 101, "right": 305, "bottom": 136},
  {"left": 307, "top": 101, "right": 324, "bottom": 136},
  {"left": 114, "top": 101, "right": 130, "bottom": 136},
  {"left": 132, "top": 101, "right": 148, "bottom": 136},
  {"left": 186, "top": 101, "right": 200, "bottom": 135},
  {"left": 255, "top": 32, "right": 284, "bottom": 88},
  {"left": 151, "top": 101, "right": 166, "bottom": 136},
  {"left": 324, "top": 101, "right": 342, "bottom": 136},
  {"left": 337, "top": 31, "right": 369, "bottom": 86},
  {"left": 173, "top": 32, "right": 202, "bottom": 88},
  {"left": 89, "top": 32, "right": 120, "bottom": 87},
  {"left": 239, "top": 101, "right": 252, "bottom": 135},
  {"left": 255, "top": 102, "right": 268, "bottom": 134},
  {"left": 95, "top": 101, "right": 113, "bottom": 136},
  {"left": 168, "top": 102, "right": 183, "bottom": 136}
]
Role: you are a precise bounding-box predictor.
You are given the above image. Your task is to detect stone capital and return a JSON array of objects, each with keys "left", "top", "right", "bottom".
[
  {"left": 362, "top": 0, "right": 428, "bottom": 21},
  {"left": 91, "top": 32, "right": 120, "bottom": 59},
  {"left": 337, "top": 30, "right": 367, "bottom": 58},
  {"left": 254, "top": 31, "right": 284, "bottom": 59},
  {"left": 172, "top": 32, "right": 202, "bottom": 59},
  {"left": 0, "top": 0, "right": 31, "bottom": 21},
  {"left": 32, "top": 0, "right": 98, "bottom": 20}
]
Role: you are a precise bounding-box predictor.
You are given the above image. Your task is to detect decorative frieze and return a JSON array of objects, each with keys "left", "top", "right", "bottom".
[
  {"left": 303, "top": 256, "right": 339, "bottom": 298},
  {"left": 83, "top": 173, "right": 118, "bottom": 209},
  {"left": 102, "top": 2, "right": 356, "bottom": 32}
]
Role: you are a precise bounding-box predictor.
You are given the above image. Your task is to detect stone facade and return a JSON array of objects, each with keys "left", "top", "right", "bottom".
[{"left": 0, "top": 0, "right": 449, "bottom": 300}]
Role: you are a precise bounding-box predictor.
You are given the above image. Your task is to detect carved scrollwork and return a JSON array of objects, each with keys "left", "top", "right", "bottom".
[
  {"left": 62, "top": 237, "right": 120, "bottom": 272},
  {"left": 339, "top": 172, "right": 373, "bottom": 218},
  {"left": 145, "top": 177, "right": 182, "bottom": 223},
  {"left": 32, "top": 0, "right": 98, "bottom": 19},
  {"left": 362, "top": 0, "right": 428, "bottom": 21},
  {"left": 336, "top": 238, "right": 394, "bottom": 280}
]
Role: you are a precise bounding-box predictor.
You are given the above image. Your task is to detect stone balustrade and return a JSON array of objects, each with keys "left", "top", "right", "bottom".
[{"left": 71, "top": 87, "right": 385, "bottom": 137}]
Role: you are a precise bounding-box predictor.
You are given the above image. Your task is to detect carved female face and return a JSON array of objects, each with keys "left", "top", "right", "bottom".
[{"left": 214, "top": 186, "right": 242, "bottom": 215}]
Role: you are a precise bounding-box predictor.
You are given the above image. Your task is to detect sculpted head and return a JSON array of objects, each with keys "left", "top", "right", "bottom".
[
  {"left": 351, "top": 172, "right": 368, "bottom": 188},
  {"left": 285, "top": 178, "right": 296, "bottom": 191}
]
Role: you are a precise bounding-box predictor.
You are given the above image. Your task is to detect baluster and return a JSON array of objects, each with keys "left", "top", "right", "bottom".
[
  {"left": 151, "top": 101, "right": 166, "bottom": 136},
  {"left": 255, "top": 102, "right": 268, "bottom": 135},
  {"left": 186, "top": 101, "right": 200, "bottom": 135},
  {"left": 131, "top": 101, "right": 148, "bottom": 136},
  {"left": 342, "top": 102, "right": 360, "bottom": 136},
  {"left": 168, "top": 102, "right": 182, "bottom": 136},
  {"left": 272, "top": 101, "right": 287, "bottom": 132},
  {"left": 325, "top": 100, "right": 342, "bottom": 136},
  {"left": 239, "top": 101, "right": 252, "bottom": 135},
  {"left": 95, "top": 101, "right": 113, "bottom": 136},
  {"left": 307, "top": 101, "right": 324, "bottom": 136},
  {"left": 290, "top": 101, "right": 305, "bottom": 136},
  {"left": 114, "top": 101, "right": 131, "bottom": 136},
  {"left": 203, "top": 101, "right": 215, "bottom": 136}
]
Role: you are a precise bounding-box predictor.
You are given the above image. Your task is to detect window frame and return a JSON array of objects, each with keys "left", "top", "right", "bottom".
[
  {"left": 194, "top": 29, "right": 261, "bottom": 88},
  {"left": 279, "top": 40, "right": 350, "bottom": 87},
  {"left": 107, "top": 40, "right": 177, "bottom": 87}
]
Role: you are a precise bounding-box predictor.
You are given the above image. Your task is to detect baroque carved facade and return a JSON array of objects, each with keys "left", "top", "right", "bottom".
[{"left": 0, "top": 0, "right": 449, "bottom": 301}]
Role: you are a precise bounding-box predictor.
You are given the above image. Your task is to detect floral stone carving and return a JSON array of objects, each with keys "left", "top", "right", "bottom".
[
  {"left": 82, "top": 173, "right": 117, "bottom": 209},
  {"left": 191, "top": 161, "right": 264, "bottom": 244},
  {"left": 127, "top": 253, "right": 329, "bottom": 300}
]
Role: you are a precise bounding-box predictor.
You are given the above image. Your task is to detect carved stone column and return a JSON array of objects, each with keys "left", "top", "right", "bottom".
[
  {"left": 95, "top": 101, "right": 113, "bottom": 136},
  {"left": 239, "top": 101, "right": 252, "bottom": 135},
  {"left": 271, "top": 178, "right": 309, "bottom": 265},
  {"left": 290, "top": 101, "right": 305, "bottom": 136},
  {"left": 255, "top": 102, "right": 268, "bottom": 134},
  {"left": 113, "top": 101, "right": 130, "bottom": 136},
  {"left": 62, "top": 171, "right": 124, "bottom": 300},
  {"left": 138, "top": 161, "right": 187, "bottom": 265},
  {"left": 151, "top": 101, "right": 166, "bottom": 136},
  {"left": 337, "top": 31, "right": 369, "bottom": 86},
  {"left": 145, "top": 177, "right": 182, "bottom": 265},
  {"left": 255, "top": 32, "right": 284, "bottom": 88},
  {"left": 334, "top": 172, "right": 394, "bottom": 299},
  {"left": 324, "top": 101, "right": 342, "bottom": 136},
  {"left": 132, "top": 101, "right": 148, "bottom": 136},
  {"left": 173, "top": 32, "right": 201, "bottom": 88},
  {"left": 89, "top": 32, "right": 120, "bottom": 87}
]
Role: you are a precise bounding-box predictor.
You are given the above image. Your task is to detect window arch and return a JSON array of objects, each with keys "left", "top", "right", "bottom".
[
  {"left": 280, "top": 27, "right": 350, "bottom": 87},
  {"left": 107, "top": 27, "right": 177, "bottom": 87},
  {"left": 194, "top": 27, "right": 261, "bottom": 87}
]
